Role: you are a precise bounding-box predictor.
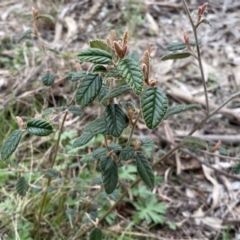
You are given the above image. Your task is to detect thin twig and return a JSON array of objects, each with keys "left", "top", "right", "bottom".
[{"left": 181, "top": 0, "right": 209, "bottom": 114}]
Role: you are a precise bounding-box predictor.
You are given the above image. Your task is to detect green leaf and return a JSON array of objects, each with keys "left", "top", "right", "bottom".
[
  {"left": 68, "top": 106, "right": 83, "bottom": 117},
  {"left": 104, "top": 104, "right": 127, "bottom": 137},
  {"left": 92, "top": 148, "right": 107, "bottom": 159},
  {"left": 119, "top": 147, "right": 135, "bottom": 161},
  {"left": 182, "top": 136, "right": 208, "bottom": 150},
  {"left": 77, "top": 48, "right": 112, "bottom": 64},
  {"left": 93, "top": 65, "right": 107, "bottom": 73},
  {"left": 89, "top": 228, "right": 102, "bottom": 240},
  {"left": 90, "top": 39, "right": 112, "bottom": 54},
  {"left": 105, "top": 67, "right": 121, "bottom": 80},
  {"left": 27, "top": 119, "right": 53, "bottom": 136},
  {"left": 101, "top": 157, "right": 118, "bottom": 194},
  {"left": 102, "top": 84, "right": 132, "bottom": 101},
  {"left": 41, "top": 71, "right": 55, "bottom": 86},
  {"left": 190, "top": 39, "right": 202, "bottom": 46},
  {"left": 83, "top": 117, "right": 108, "bottom": 135},
  {"left": 161, "top": 52, "right": 191, "bottom": 61},
  {"left": 72, "top": 132, "right": 95, "bottom": 148},
  {"left": 68, "top": 71, "right": 87, "bottom": 82},
  {"left": 118, "top": 59, "right": 144, "bottom": 95},
  {"left": 120, "top": 101, "right": 136, "bottom": 112},
  {"left": 36, "top": 14, "right": 55, "bottom": 23},
  {"left": 141, "top": 86, "right": 168, "bottom": 129},
  {"left": 135, "top": 151, "right": 154, "bottom": 188},
  {"left": 109, "top": 143, "right": 122, "bottom": 153},
  {"left": 16, "top": 176, "right": 28, "bottom": 196},
  {"left": 164, "top": 104, "right": 202, "bottom": 119},
  {"left": 140, "top": 138, "right": 155, "bottom": 147},
  {"left": 167, "top": 42, "right": 187, "bottom": 51},
  {"left": 1, "top": 130, "right": 22, "bottom": 161},
  {"left": 18, "top": 29, "right": 32, "bottom": 42},
  {"left": 76, "top": 73, "right": 102, "bottom": 107},
  {"left": 98, "top": 84, "right": 109, "bottom": 106}
]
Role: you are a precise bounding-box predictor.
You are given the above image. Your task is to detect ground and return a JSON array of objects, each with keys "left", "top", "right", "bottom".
[{"left": 0, "top": 0, "right": 240, "bottom": 239}]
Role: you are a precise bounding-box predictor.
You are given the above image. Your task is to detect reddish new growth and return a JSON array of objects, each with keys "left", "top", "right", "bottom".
[{"left": 198, "top": 3, "right": 208, "bottom": 15}]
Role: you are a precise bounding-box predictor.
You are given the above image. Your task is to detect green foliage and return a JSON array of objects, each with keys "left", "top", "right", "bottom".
[
  {"left": 16, "top": 176, "right": 29, "bottom": 196},
  {"left": 161, "top": 52, "right": 191, "bottom": 61},
  {"left": 1, "top": 129, "right": 22, "bottom": 161},
  {"left": 141, "top": 86, "right": 168, "bottom": 129},
  {"left": 90, "top": 228, "right": 103, "bottom": 240},
  {"left": 41, "top": 71, "right": 55, "bottom": 86},
  {"left": 27, "top": 119, "right": 53, "bottom": 136}
]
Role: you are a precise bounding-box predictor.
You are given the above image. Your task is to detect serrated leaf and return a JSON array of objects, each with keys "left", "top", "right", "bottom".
[
  {"left": 36, "top": 14, "right": 55, "bottom": 23},
  {"left": 83, "top": 117, "right": 108, "bottom": 135},
  {"left": 18, "top": 29, "right": 32, "bottom": 42},
  {"left": 68, "top": 71, "right": 87, "bottom": 82},
  {"left": 41, "top": 71, "right": 55, "bottom": 86},
  {"left": 72, "top": 132, "right": 95, "bottom": 148},
  {"left": 135, "top": 151, "right": 154, "bottom": 188},
  {"left": 90, "top": 39, "right": 112, "bottom": 53},
  {"left": 98, "top": 84, "right": 109, "bottom": 106},
  {"left": 89, "top": 228, "right": 102, "bottom": 240},
  {"left": 161, "top": 52, "right": 191, "bottom": 61},
  {"left": 68, "top": 106, "right": 83, "bottom": 117},
  {"left": 102, "top": 84, "right": 132, "bottom": 101},
  {"left": 89, "top": 39, "right": 113, "bottom": 54},
  {"left": 119, "top": 147, "right": 135, "bottom": 161},
  {"left": 140, "top": 138, "right": 155, "bottom": 147},
  {"left": 164, "top": 104, "right": 202, "bottom": 119},
  {"left": 77, "top": 48, "right": 112, "bottom": 64},
  {"left": 81, "top": 153, "right": 96, "bottom": 163},
  {"left": 167, "top": 42, "right": 187, "bottom": 51},
  {"left": 1, "top": 130, "right": 22, "bottom": 161},
  {"left": 27, "top": 119, "right": 53, "bottom": 136},
  {"left": 76, "top": 73, "right": 102, "bottom": 107},
  {"left": 141, "top": 87, "right": 168, "bottom": 129},
  {"left": 109, "top": 143, "right": 122, "bottom": 153},
  {"left": 118, "top": 59, "right": 144, "bottom": 95},
  {"left": 100, "top": 156, "right": 114, "bottom": 171},
  {"left": 93, "top": 65, "right": 107, "bottom": 73},
  {"left": 16, "top": 176, "right": 28, "bottom": 196},
  {"left": 104, "top": 104, "right": 127, "bottom": 137},
  {"left": 105, "top": 68, "right": 121, "bottom": 81},
  {"left": 120, "top": 101, "right": 136, "bottom": 112},
  {"left": 182, "top": 136, "right": 208, "bottom": 150},
  {"left": 101, "top": 158, "right": 118, "bottom": 194},
  {"left": 92, "top": 148, "right": 107, "bottom": 159}
]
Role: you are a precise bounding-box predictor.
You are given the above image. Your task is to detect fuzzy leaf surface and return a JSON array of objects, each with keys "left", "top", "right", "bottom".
[
  {"left": 89, "top": 228, "right": 102, "bottom": 240},
  {"left": 101, "top": 157, "right": 118, "bottom": 194},
  {"left": 41, "top": 71, "right": 55, "bottom": 86},
  {"left": 161, "top": 52, "right": 191, "bottom": 61},
  {"left": 102, "top": 84, "right": 132, "bottom": 100},
  {"left": 16, "top": 176, "right": 28, "bottom": 196},
  {"left": 76, "top": 73, "right": 102, "bottom": 107},
  {"left": 92, "top": 148, "right": 107, "bottom": 159},
  {"left": 77, "top": 48, "right": 112, "bottom": 64},
  {"left": 1, "top": 130, "right": 22, "bottom": 161},
  {"left": 68, "top": 106, "right": 83, "bottom": 117},
  {"left": 83, "top": 117, "right": 108, "bottom": 135},
  {"left": 89, "top": 39, "right": 112, "bottom": 54},
  {"left": 141, "top": 87, "right": 168, "bottom": 129},
  {"left": 72, "top": 132, "right": 95, "bottom": 148},
  {"left": 118, "top": 59, "right": 144, "bottom": 95},
  {"left": 164, "top": 104, "right": 202, "bottom": 119},
  {"left": 68, "top": 71, "right": 87, "bottom": 82},
  {"left": 27, "top": 119, "right": 53, "bottom": 136},
  {"left": 98, "top": 84, "right": 109, "bottom": 106},
  {"left": 135, "top": 151, "right": 154, "bottom": 188},
  {"left": 119, "top": 147, "right": 135, "bottom": 161},
  {"left": 104, "top": 104, "right": 127, "bottom": 137}
]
